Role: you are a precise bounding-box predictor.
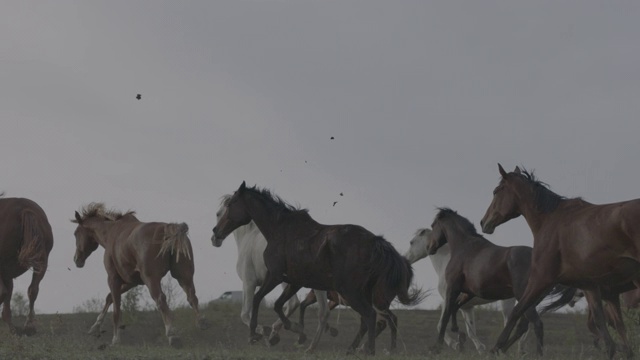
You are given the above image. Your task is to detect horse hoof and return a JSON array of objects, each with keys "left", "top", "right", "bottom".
[
  {"left": 297, "top": 333, "right": 307, "bottom": 344},
  {"left": 329, "top": 327, "right": 339, "bottom": 337},
  {"left": 457, "top": 332, "right": 466, "bottom": 351},
  {"left": 197, "top": 318, "right": 211, "bottom": 330},
  {"left": 23, "top": 326, "right": 36, "bottom": 337},
  {"left": 169, "top": 336, "right": 183, "bottom": 349},
  {"left": 268, "top": 333, "right": 281, "bottom": 346},
  {"left": 249, "top": 334, "right": 263, "bottom": 344}
]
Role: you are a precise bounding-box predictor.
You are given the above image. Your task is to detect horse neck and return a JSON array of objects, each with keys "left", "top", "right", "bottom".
[
  {"left": 429, "top": 243, "right": 451, "bottom": 276},
  {"left": 442, "top": 223, "right": 476, "bottom": 253},
  {"left": 86, "top": 219, "right": 118, "bottom": 248},
  {"left": 242, "top": 195, "right": 283, "bottom": 241},
  {"left": 232, "top": 222, "right": 259, "bottom": 249},
  {"left": 513, "top": 183, "right": 550, "bottom": 236}
]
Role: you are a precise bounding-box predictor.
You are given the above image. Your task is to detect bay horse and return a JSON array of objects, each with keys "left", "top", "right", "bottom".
[
  {"left": 480, "top": 164, "right": 640, "bottom": 359},
  {"left": 72, "top": 203, "right": 207, "bottom": 347},
  {"left": 212, "top": 198, "right": 332, "bottom": 352},
  {"left": 404, "top": 228, "right": 525, "bottom": 353},
  {"left": 212, "top": 182, "right": 421, "bottom": 355},
  {"left": 0, "top": 196, "right": 53, "bottom": 335},
  {"left": 427, "top": 208, "right": 574, "bottom": 356}
]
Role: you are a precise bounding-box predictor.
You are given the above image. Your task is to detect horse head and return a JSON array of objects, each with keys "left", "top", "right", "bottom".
[
  {"left": 480, "top": 164, "right": 523, "bottom": 234},
  {"left": 72, "top": 210, "right": 100, "bottom": 268},
  {"left": 404, "top": 228, "right": 431, "bottom": 264},
  {"left": 212, "top": 181, "right": 252, "bottom": 245}
]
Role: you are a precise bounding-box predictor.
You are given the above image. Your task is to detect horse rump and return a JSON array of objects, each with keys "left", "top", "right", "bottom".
[
  {"left": 18, "top": 209, "right": 49, "bottom": 274},
  {"left": 370, "top": 238, "right": 424, "bottom": 306},
  {"left": 158, "top": 222, "right": 192, "bottom": 262}
]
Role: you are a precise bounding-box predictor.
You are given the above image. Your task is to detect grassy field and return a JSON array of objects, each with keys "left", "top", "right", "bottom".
[{"left": 0, "top": 301, "right": 635, "bottom": 360}]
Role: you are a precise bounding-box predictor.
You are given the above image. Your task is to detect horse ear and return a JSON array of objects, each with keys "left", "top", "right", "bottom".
[
  {"left": 239, "top": 181, "right": 246, "bottom": 191},
  {"left": 74, "top": 211, "right": 83, "bottom": 224},
  {"left": 514, "top": 166, "right": 522, "bottom": 175},
  {"left": 498, "top": 163, "right": 508, "bottom": 178}
]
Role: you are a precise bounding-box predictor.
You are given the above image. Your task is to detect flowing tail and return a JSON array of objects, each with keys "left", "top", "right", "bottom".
[
  {"left": 158, "top": 223, "right": 192, "bottom": 263},
  {"left": 19, "top": 209, "right": 49, "bottom": 274},
  {"left": 371, "top": 238, "right": 425, "bottom": 306},
  {"left": 540, "top": 285, "right": 578, "bottom": 314}
]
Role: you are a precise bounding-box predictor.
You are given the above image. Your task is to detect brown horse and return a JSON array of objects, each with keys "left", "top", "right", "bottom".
[
  {"left": 425, "top": 207, "right": 570, "bottom": 356},
  {"left": 211, "top": 182, "right": 421, "bottom": 355},
  {"left": 72, "top": 203, "right": 207, "bottom": 347},
  {"left": 0, "top": 196, "right": 53, "bottom": 335},
  {"left": 480, "top": 164, "right": 640, "bottom": 359}
]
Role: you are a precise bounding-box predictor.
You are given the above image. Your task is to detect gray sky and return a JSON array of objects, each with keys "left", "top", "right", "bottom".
[{"left": 2, "top": 1, "right": 639, "bottom": 314}]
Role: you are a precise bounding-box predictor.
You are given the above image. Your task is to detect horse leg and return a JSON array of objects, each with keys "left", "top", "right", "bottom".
[
  {"left": 602, "top": 291, "right": 633, "bottom": 359},
  {"left": 342, "top": 292, "right": 377, "bottom": 355},
  {"left": 23, "top": 265, "right": 47, "bottom": 336},
  {"left": 305, "top": 290, "right": 329, "bottom": 353},
  {"left": 145, "top": 277, "right": 180, "bottom": 348},
  {"left": 248, "top": 273, "right": 281, "bottom": 344},
  {"left": 437, "top": 301, "right": 459, "bottom": 350},
  {"left": 271, "top": 284, "right": 301, "bottom": 343},
  {"left": 296, "top": 290, "right": 316, "bottom": 345},
  {"left": 88, "top": 283, "right": 137, "bottom": 336},
  {"left": 172, "top": 267, "right": 208, "bottom": 330},
  {"left": 522, "top": 307, "right": 543, "bottom": 357},
  {"left": 435, "top": 282, "right": 462, "bottom": 351},
  {"left": 377, "top": 309, "right": 397, "bottom": 353},
  {"left": 107, "top": 274, "right": 124, "bottom": 346},
  {"left": 584, "top": 289, "right": 617, "bottom": 359},
  {"left": 0, "top": 277, "right": 16, "bottom": 334},
  {"left": 460, "top": 306, "right": 485, "bottom": 352},
  {"left": 268, "top": 283, "right": 302, "bottom": 346}
]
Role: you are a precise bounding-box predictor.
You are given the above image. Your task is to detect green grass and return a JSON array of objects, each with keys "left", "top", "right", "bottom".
[{"left": 0, "top": 302, "right": 631, "bottom": 360}]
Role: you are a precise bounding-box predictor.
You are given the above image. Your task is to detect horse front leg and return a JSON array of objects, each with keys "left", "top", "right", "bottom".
[
  {"left": 249, "top": 272, "right": 280, "bottom": 344},
  {"left": 268, "top": 283, "right": 302, "bottom": 346},
  {"left": 296, "top": 290, "right": 316, "bottom": 345},
  {"left": 0, "top": 277, "right": 16, "bottom": 334},
  {"left": 89, "top": 283, "right": 137, "bottom": 337}
]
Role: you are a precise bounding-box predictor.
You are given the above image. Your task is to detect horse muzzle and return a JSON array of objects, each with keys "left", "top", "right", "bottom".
[
  {"left": 480, "top": 219, "right": 495, "bottom": 234},
  {"left": 74, "top": 254, "right": 85, "bottom": 268},
  {"left": 211, "top": 228, "right": 226, "bottom": 247}
]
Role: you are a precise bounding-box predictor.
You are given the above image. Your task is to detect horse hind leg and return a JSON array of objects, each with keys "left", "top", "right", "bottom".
[
  {"left": 23, "top": 264, "right": 47, "bottom": 336},
  {"left": 171, "top": 266, "right": 208, "bottom": 330},
  {"left": 602, "top": 292, "right": 633, "bottom": 359},
  {"left": 460, "top": 306, "right": 486, "bottom": 352},
  {"left": 0, "top": 278, "right": 17, "bottom": 334},
  {"left": 146, "top": 277, "right": 181, "bottom": 348}
]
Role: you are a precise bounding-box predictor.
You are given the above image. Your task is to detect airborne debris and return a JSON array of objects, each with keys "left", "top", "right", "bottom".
[
  {"left": 333, "top": 201, "right": 338, "bottom": 207},
  {"left": 136, "top": 94, "right": 142, "bottom": 100},
  {"left": 340, "top": 192, "right": 343, "bottom": 196},
  {"left": 330, "top": 136, "right": 335, "bottom": 140}
]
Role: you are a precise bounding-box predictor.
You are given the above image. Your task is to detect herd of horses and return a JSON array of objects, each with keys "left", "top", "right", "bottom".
[{"left": 2, "top": 164, "right": 640, "bottom": 358}]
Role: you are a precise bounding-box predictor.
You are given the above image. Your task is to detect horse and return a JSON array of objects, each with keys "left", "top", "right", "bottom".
[
  {"left": 404, "top": 227, "right": 524, "bottom": 353},
  {"left": 480, "top": 164, "right": 640, "bottom": 359},
  {"left": 212, "top": 182, "right": 421, "bottom": 355},
  {"left": 0, "top": 195, "right": 53, "bottom": 335},
  {"left": 426, "top": 208, "right": 575, "bottom": 356},
  {"left": 72, "top": 203, "right": 207, "bottom": 347},
  {"left": 212, "top": 199, "right": 332, "bottom": 352}
]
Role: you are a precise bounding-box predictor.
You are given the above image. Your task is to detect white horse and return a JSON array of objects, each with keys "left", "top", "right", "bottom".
[
  {"left": 404, "top": 228, "right": 526, "bottom": 353},
  {"left": 212, "top": 198, "right": 331, "bottom": 352}
]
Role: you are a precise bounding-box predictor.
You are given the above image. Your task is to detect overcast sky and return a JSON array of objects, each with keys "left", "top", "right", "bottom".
[{"left": 2, "top": 1, "right": 639, "bottom": 315}]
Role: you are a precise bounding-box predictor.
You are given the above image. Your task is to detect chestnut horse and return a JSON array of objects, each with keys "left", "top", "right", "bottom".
[
  {"left": 480, "top": 164, "right": 640, "bottom": 359},
  {"left": 212, "top": 182, "right": 421, "bottom": 355},
  {"left": 425, "top": 208, "right": 574, "bottom": 356},
  {"left": 0, "top": 196, "right": 53, "bottom": 335},
  {"left": 72, "top": 203, "right": 206, "bottom": 347}
]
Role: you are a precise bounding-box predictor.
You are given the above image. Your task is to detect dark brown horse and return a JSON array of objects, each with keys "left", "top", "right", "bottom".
[
  {"left": 480, "top": 164, "right": 640, "bottom": 359},
  {"left": 212, "top": 182, "right": 421, "bottom": 355},
  {"left": 0, "top": 196, "right": 53, "bottom": 335},
  {"left": 72, "top": 203, "right": 207, "bottom": 347},
  {"left": 425, "top": 207, "right": 561, "bottom": 356}
]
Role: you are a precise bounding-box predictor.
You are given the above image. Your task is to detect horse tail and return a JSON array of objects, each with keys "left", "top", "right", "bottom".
[
  {"left": 371, "top": 238, "right": 424, "bottom": 306},
  {"left": 158, "top": 222, "right": 192, "bottom": 263},
  {"left": 540, "top": 285, "right": 578, "bottom": 314},
  {"left": 18, "top": 209, "right": 49, "bottom": 274}
]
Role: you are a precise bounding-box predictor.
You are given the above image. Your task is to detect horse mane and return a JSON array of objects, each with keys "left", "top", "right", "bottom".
[
  {"left": 74, "top": 202, "right": 137, "bottom": 222},
  {"left": 435, "top": 207, "right": 479, "bottom": 236},
  {"left": 244, "top": 185, "right": 307, "bottom": 214},
  {"left": 517, "top": 168, "right": 568, "bottom": 213}
]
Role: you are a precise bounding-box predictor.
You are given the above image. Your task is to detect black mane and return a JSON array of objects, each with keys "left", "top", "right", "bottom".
[
  {"left": 435, "top": 207, "right": 479, "bottom": 236},
  {"left": 518, "top": 168, "right": 567, "bottom": 213},
  {"left": 244, "top": 185, "right": 307, "bottom": 214}
]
